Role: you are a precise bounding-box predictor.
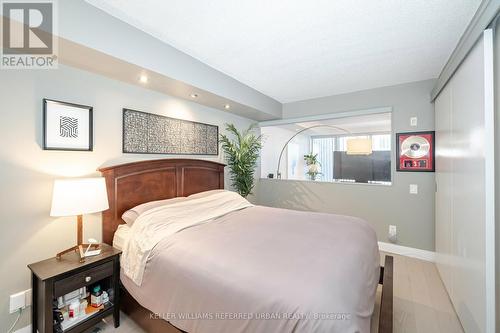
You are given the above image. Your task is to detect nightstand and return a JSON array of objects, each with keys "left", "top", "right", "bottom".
[{"left": 28, "top": 244, "right": 121, "bottom": 333}]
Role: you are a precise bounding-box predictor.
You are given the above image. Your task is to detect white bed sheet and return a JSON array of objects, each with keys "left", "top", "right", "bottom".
[{"left": 112, "top": 224, "right": 131, "bottom": 250}]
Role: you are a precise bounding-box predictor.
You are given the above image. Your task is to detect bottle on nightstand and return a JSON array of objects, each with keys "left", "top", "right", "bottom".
[{"left": 91, "top": 285, "right": 103, "bottom": 308}]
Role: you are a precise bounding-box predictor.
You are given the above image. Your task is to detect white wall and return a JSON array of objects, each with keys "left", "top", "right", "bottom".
[
  {"left": 260, "top": 126, "right": 295, "bottom": 178},
  {"left": 260, "top": 126, "right": 310, "bottom": 180},
  {"left": 286, "top": 134, "right": 309, "bottom": 180},
  {"left": 435, "top": 30, "right": 495, "bottom": 333},
  {"left": 0, "top": 64, "right": 254, "bottom": 331}
]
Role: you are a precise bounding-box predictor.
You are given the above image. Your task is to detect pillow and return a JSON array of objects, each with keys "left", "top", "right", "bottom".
[
  {"left": 187, "top": 189, "right": 227, "bottom": 199},
  {"left": 121, "top": 197, "right": 187, "bottom": 225}
]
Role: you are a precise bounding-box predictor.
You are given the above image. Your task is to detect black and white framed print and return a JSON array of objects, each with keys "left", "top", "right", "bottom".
[
  {"left": 43, "top": 99, "right": 93, "bottom": 151},
  {"left": 122, "top": 108, "right": 218, "bottom": 155}
]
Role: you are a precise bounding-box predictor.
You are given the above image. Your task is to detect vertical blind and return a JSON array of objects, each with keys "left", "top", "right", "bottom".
[{"left": 311, "top": 137, "right": 334, "bottom": 181}]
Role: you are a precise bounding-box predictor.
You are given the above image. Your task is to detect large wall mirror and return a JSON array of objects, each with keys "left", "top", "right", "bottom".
[{"left": 260, "top": 109, "right": 392, "bottom": 185}]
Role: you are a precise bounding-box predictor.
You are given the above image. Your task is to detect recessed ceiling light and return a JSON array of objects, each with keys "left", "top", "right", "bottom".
[
  {"left": 190, "top": 93, "right": 198, "bottom": 98},
  {"left": 224, "top": 104, "right": 230, "bottom": 109},
  {"left": 139, "top": 75, "right": 148, "bottom": 83}
]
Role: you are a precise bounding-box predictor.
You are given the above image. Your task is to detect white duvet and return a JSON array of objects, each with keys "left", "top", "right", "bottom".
[
  {"left": 122, "top": 190, "right": 253, "bottom": 285},
  {"left": 120, "top": 190, "right": 380, "bottom": 332}
]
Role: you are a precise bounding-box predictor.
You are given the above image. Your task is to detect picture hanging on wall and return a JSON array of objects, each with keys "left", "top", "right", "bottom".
[
  {"left": 43, "top": 99, "right": 93, "bottom": 151},
  {"left": 396, "top": 131, "right": 435, "bottom": 172},
  {"left": 122, "top": 108, "right": 219, "bottom": 155}
]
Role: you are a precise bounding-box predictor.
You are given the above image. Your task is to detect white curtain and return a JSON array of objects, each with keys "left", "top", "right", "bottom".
[{"left": 312, "top": 137, "right": 334, "bottom": 181}]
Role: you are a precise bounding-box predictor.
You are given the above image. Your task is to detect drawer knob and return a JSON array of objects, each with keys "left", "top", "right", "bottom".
[{"left": 85, "top": 276, "right": 92, "bottom": 283}]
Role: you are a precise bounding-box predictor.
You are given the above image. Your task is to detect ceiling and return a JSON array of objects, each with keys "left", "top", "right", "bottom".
[
  {"left": 57, "top": 37, "right": 276, "bottom": 121},
  {"left": 86, "top": 0, "right": 481, "bottom": 103}
]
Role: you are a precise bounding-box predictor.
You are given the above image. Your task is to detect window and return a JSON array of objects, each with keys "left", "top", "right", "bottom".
[
  {"left": 312, "top": 133, "right": 391, "bottom": 184},
  {"left": 260, "top": 110, "right": 392, "bottom": 185}
]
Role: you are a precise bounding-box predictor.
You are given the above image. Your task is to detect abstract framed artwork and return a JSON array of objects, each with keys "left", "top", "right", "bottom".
[
  {"left": 396, "top": 131, "right": 435, "bottom": 172},
  {"left": 43, "top": 99, "right": 93, "bottom": 151},
  {"left": 122, "top": 108, "right": 218, "bottom": 155}
]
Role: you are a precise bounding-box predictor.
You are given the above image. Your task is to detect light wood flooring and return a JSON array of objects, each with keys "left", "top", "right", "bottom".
[
  {"left": 88, "top": 252, "right": 463, "bottom": 333},
  {"left": 371, "top": 252, "right": 463, "bottom": 333}
]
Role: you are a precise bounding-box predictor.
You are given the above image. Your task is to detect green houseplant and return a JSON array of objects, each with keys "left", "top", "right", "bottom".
[
  {"left": 304, "top": 153, "right": 321, "bottom": 180},
  {"left": 219, "top": 123, "right": 262, "bottom": 198}
]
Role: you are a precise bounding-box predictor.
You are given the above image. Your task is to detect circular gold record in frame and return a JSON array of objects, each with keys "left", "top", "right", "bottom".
[{"left": 401, "top": 135, "right": 430, "bottom": 158}]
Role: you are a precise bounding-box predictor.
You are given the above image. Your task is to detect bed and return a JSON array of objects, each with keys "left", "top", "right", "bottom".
[{"left": 99, "top": 158, "right": 393, "bottom": 333}]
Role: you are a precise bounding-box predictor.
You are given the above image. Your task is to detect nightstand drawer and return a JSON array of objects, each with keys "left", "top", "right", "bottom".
[{"left": 54, "top": 261, "right": 113, "bottom": 297}]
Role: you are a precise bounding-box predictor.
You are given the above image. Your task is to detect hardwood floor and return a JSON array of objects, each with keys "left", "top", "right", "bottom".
[
  {"left": 88, "top": 252, "right": 463, "bottom": 333},
  {"left": 372, "top": 252, "right": 463, "bottom": 333}
]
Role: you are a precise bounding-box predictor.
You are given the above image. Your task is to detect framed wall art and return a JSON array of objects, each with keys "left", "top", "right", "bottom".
[
  {"left": 122, "top": 108, "right": 219, "bottom": 155},
  {"left": 43, "top": 99, "right": 93, "bottom": 151},
  {"left": 396, "top": 131, "right": 435, "bottom": 172}
]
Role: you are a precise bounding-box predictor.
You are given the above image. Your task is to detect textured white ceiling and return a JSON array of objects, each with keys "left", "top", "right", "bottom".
[{"left": 86, "top": 0, "right": 481, "bottom": 103}]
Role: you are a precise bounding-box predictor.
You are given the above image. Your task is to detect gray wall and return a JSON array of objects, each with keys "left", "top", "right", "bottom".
[
  {"left": 0, "top": 64, "right": 254, "bottom": 331},
  {"left": 257, "top": 79, "right": 436, "bottom": 251}
]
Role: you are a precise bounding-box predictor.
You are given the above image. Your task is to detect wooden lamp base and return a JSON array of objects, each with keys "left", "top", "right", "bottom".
[{"left": 56, "top": 214, "right": 100, "bottom": 263}]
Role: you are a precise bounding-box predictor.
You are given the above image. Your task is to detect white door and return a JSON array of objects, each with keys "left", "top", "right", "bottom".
[{"left": 435, "top": 29, "right": 495, "bottom": 333}]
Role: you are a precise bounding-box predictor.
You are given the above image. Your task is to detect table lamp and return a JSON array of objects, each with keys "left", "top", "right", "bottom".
[{"left": 50, "top": 177, "right": 109, "bottom": 262}]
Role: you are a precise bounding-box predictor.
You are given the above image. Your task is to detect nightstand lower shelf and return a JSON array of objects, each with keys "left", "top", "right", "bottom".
[{"left": 61, "top": 303, "right": 113, "bottom": 332}]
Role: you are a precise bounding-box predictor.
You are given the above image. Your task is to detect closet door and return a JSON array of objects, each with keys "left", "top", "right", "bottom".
[
  {"left": 435, "top": 29, "right": 495, "bottom": 333},
  {"left": 496, "top": 18, "right": 500, "bottom": 333},
  {"left": 451, "top": 35, "right": 487, "bottom": 333},
  {"left": 434, "top": 83, "right": 453, "bottom": 293}
]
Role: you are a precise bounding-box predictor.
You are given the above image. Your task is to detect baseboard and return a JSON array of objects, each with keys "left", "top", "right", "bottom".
[
  {"left": 378, "top": 241, "right": 435, "bottom": 262},
  {"left": 13, "top": 325, "right": 31, "bottom": 333}
]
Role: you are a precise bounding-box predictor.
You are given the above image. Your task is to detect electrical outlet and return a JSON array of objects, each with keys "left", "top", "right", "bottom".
[
  {"left": 409, "top": 184, "right": 418, "bottom": 194},
  {"left": 388, "top": 225, "right": 397, "bottom": 243},
  {"left": 9, "top": 289, "right": 31, "bottom": 313},
  {"left": 410, "top": 117, "right": 418, "bottom": 126},
  {"left": 25, "top": 288, "right": 32, "bottom": 307},
  {"left": 389, "top": 225, "right": 397, "bottom": 235},
  {"left": 9, "top": 292, "right": 25, "bottom": 313}
]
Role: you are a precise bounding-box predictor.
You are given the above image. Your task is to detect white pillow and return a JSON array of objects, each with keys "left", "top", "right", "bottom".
[
  {"left": 121, "top": 197, "right": 187, "bottom": 225},
  {"left": 187, "top": 189, "right": 227, "bottom": 199}
]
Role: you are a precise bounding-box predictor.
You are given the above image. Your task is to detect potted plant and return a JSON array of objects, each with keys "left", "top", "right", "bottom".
[
  {"left": 304, "top": 153, "right": 321, "bottom": 180},
  {"left": 220, "top": 123, "right": 262, "bottom": 198}
]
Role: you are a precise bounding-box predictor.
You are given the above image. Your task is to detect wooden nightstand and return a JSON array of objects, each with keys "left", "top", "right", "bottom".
[{"left": 28, "top": 244, "right": 121, "bottom": 333}]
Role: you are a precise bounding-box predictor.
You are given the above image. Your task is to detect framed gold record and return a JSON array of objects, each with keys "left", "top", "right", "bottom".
[{"left": 396, "top": 131, "right": 435, "bottom": 172}]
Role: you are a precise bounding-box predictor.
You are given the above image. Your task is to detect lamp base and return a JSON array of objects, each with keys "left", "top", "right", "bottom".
[{"left": 56, "top": 243, "right": 100, "bottom": 263}]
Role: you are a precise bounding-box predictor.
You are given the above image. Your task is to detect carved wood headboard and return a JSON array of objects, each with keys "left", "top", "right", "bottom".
[{"left": 98, "top": 159, "right": 225, "bottom": 245}]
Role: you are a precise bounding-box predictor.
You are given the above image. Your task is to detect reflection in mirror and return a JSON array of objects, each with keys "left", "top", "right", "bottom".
[{"left": 260, "top": 111, "right": 392, "bottom": 185}]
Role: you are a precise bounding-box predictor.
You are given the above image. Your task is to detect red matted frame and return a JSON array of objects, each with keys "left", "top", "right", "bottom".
[{"left": 396, "top": 131, "right": 435, "bottom": 172}]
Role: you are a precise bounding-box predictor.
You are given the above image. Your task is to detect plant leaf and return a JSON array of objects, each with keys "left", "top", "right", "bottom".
[{"left": 219, "top": 123, "right": 262, "bottom": 197}]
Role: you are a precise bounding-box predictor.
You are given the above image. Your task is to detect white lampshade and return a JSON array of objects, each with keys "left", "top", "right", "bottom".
[
  {"left": 50, "top": 178, "right": 109, "bottom": 217},
  {"left": 346, "top": 138, "right": 373, "bottom": 155}
]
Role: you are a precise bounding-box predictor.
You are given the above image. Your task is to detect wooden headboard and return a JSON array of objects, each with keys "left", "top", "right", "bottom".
[{"left": 98, "top": 159, "right": 225, "bottom": 245}]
